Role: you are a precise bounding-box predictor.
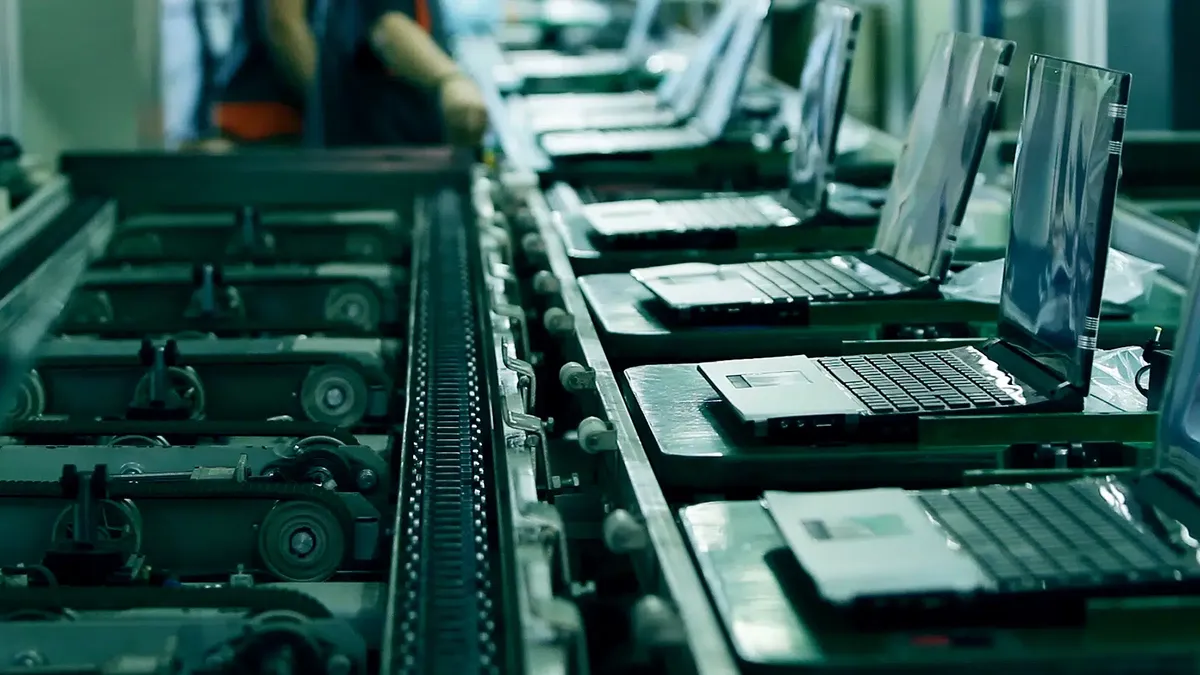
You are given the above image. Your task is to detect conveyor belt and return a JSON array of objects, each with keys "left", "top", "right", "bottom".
[{"left": 389, "top": 190, "right": 505, "bottom": 675}]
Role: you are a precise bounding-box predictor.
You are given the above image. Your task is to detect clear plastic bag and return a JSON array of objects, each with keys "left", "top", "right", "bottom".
[
  {"left": 1088, "top": 346, "right": 1148, "bottom": 412},
  {"left": 941, "top": 249, "right": 1163, "bottom": 308}
]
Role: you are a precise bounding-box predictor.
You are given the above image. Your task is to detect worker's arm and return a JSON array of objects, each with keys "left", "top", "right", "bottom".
[
  {"left": 368, "top": 6, "right": 489, "bottom": 145},
  {"left": 261, "top": 0, "right": 317, "bottom": 95},
  {"left": 368, "top": 11, "right": 460, "bottom": 89}
]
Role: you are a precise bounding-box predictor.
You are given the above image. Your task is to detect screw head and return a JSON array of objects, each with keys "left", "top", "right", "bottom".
[{"left": 356, "top": 468, "right": 378, "bottom": 492}]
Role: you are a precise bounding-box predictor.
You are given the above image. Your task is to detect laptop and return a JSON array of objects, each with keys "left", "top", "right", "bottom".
[
  {"left": 697, "top": 55, "right": 1131, "bottom": 440},
  {"left": 759, "top": 207, "right": 1200, "bottom": 616},
  {"left": 629, "top": 32, "right": 1014, "bottom": 322},
  {"left": 503, "top": 0, "right": 664, "bottom": 81},
  {"left": 576, "top": 1, "right": 864, "bottom": 248},
  {"left": 517, "top": 0, "right": 743, "bottom": 134},
  {"left": 538, "top": 0, "right": 770, "bottom": 159}
]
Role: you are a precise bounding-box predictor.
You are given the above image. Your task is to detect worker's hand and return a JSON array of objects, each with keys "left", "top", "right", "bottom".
[{"left": 439, "top": 73, "right": 489, "bottom": 147}]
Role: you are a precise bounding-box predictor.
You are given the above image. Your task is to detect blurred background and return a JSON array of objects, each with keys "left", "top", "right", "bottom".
[{"left": 0, "top": 0, "right": 1178, "bottom": 154}]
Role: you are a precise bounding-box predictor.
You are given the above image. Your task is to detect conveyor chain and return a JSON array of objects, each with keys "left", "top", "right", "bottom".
[{"left": 391, "top": 190, "right": 502, "bottom": 675}]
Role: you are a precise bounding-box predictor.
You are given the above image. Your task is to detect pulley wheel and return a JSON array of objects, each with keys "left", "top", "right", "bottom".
[
  {"left": 323, "top": 284, "right": 380, "bottom": 332},
  {"left": 109, "top": 435, "right": 170, "bottom": 447},
  {"left": 257, "top": 501, "right": 345, "bottom": 582},
  {"left": 299, "top": 365, "right": 369, "bottom": 428},
  {"left": 52, "top": 499, "right": 143, "bottom": 556},
  {"left": 133, "top": 366, "right": 206, "bottom": 420},
  {"left": 7, "top": 370, "right": 45, "bottom": 422}
]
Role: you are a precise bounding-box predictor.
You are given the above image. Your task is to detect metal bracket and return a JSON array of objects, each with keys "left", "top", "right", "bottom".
[
  {"left": 502, "top": 338, "right": 537, "bottom": 411},
  {"left": 492, "top": 298, "right": 532, "bottom": 359}
]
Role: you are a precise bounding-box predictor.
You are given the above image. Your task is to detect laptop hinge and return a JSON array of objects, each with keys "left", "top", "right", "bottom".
[
  {"left": 858, "top": 250, "right": 933, "bottom": 290},
  {"left": 983, "top": 341, "right": 1080, "bottom": 402}
]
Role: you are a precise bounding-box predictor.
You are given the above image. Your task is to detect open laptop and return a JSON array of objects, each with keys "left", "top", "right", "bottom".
[
  {"left": 538, "top": 0, "right": 770, "bottom": 159},
  {"left": 698, "top": 55, "right": 1131, "bottom": 441},
  {"left": 629, "top": 32, "right": 1014, "bottom": 322},
  {"left": 516, "top": 0, "right": 743, "bottom": 134},
  {"left": 502, "top": 0, "right": 664, "bottom": 81},
  {"left": 576, "top": 1, "right": 864, "bottom": 248},
  {"left": 760, "top": 191, "right": 1200, "bottom": 617}
]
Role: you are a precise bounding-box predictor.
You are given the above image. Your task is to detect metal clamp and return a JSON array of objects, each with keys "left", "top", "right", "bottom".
[
  {"left": 492, "top": 298, "right": 531, "bottom": 359},
  {"left": 502, "top": 338, "right": 537, "bottom": 411}
]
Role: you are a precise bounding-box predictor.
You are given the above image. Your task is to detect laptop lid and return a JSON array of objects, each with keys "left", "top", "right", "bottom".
[
  {"left": 996, "top": 55, "right": 1131, "bottom": 394},
  {"left": 657, "top": 0, "right": 743, "bottom": 114},
  {"left": 691, "top": 0, "right": 772, "bottom": 140},
  {"left": 1154, "top": 237, "right": 1200, "bottom": 490},
  {"left": 786, "top": 2, "right": 861, "bottom": 212},
  {"left": 622, "top": 0, "right": 665, "bottom": 59},
  {"left": 871, "top": 32, "right": 1015, "bottom": 282}
]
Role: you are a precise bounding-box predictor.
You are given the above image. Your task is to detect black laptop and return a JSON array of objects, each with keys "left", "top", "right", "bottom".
[
  {"left": 518, "top": 0, "right": 743, "bottom": 134},
  {"left": 577, "top": 1, "right": 865, "bottom": 248},
  {"left": 629, "top": 31, "right": 1014, "bottom": 320},
  {"left": 697, "top": 55, "right": 1131, "bottom": 441},
  {"left": 538, "top": 0, "right": 770, "bottom": 159},
  {"left": 760, "top": 219, "right": 1200, "bottom": 618}
]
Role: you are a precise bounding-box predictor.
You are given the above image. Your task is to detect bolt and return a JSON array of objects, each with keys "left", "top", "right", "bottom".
[
  {"left": 356, "top": 468, "right": 378, "bottom": 492},
  {"left": 289, "top": 529, "right": 316, "bottom": 557},
  {"left": 324, "top": 386, "right": 346, "bottom": 409},
  {"left": 326, "top": 654, "right": 353, "bottom": 675}
]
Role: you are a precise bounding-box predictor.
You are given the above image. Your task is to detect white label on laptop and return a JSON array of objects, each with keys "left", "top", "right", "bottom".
[
  {"left": 763, "top": 490, "right": 993, "bottom": 606},
  {"left": 584, "top": 200, "right": 681, "bottom": 234}
]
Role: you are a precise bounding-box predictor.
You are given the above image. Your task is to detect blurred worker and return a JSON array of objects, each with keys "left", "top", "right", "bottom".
[{"left": 212, "top": 0, "right": 488, "bottom": 147}]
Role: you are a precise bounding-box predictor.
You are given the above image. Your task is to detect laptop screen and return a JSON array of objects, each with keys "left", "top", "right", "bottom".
[
  {"left": 692, "top": 0, "right": 771, "bottom": 139},
  {"left": 1157, "top": 237, "right": 1200, "bottom": 491},
  {"left": 622, "top": 0, "right": 665, "bottom": 59},
  {"left": 872, "top": 32, "right": 1014, "bottom": 280},
  {"left": 657, "top": 0, "right": 742, "bottom": 113},
  {"left": 996, "top": 55, "right": 1131, "bottom": 392},
  {"left": 787, "top": 2, "right": 861, "bottom": 211}
]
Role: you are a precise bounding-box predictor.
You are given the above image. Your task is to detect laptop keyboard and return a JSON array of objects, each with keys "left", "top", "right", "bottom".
[
  {"left": 659, "top": 197, "right": 776, "bottom": 229},
  {"left": 817, "top": 351, "right": 1019, "bottom": 414},
  {"left": 918, "top": 482, "right": 1196, "bottom": 590},
  {"left": 734, "top": 258, "right": 882, "bottom": 301}
]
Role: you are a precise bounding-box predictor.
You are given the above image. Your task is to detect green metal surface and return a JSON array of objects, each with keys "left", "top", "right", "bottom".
[
  {"left": 577, "top": 273, "right": 1184, "bottom": 368},
  {"left": 679, "top": 500, "right": 1200, "bottom": 673},
  {"left": 622, "top": 363, "right": 1154, "bottom": 493}
]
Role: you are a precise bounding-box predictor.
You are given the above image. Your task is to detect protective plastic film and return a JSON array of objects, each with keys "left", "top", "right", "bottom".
[
  {"left": 997, "top": 55, "right": 1130, "bottom": 393},
  {"left": 787, "top": 2, "right": 860, "bottom": 211},
  {"left": 872, "top": 32, "right": 1014, "bottom": 280},
  {"left": 693, "top": 0, "right": 771, "bottom": 139}
]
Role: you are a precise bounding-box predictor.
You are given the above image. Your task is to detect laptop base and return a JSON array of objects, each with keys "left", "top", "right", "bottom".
[
  {"left": 680, "top": 500, "right": 1200, "bottom": 671},
  {"left": 585, "top": 188, "right": 881, "bottom": 252},
  {"left": 622, "top": 362, "right": 1153, "bottom": 493},
  {"left": 578, "top": 274, "right": 994, "bottom": 364}
]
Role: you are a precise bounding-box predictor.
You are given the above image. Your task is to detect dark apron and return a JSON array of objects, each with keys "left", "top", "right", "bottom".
[{"left": 215, "top": 0, "right": 444, "bottom": 145}]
